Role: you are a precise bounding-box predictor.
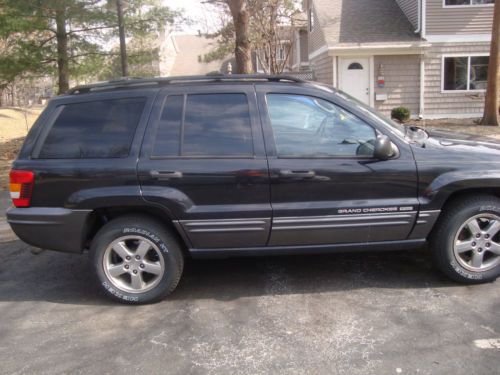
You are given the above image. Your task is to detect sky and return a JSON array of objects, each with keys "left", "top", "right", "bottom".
[{"left": 164, "top": 0, "right": 222, "bottom": 34}]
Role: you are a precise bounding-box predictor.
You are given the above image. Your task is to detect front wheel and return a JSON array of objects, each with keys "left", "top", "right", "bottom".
[
  {"left": 431, "top": 195, "right": 500, "bottom": 283},
  {"left": 90, "top": 215, "right": 184, "bottom": 304}
]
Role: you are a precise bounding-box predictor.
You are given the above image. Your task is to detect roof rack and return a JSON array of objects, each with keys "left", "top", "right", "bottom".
[{"left": 67, "top": 74, "right": 306, "bottom": 95}]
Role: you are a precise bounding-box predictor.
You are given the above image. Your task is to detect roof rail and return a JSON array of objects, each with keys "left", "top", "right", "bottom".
[{"left": 66, "top": 74, "right": 306, "bottom": 95}]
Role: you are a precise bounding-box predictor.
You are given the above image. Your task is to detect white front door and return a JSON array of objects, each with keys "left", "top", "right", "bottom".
[{"left": 340, "top": 57, "right": 370, "bottom": 105}]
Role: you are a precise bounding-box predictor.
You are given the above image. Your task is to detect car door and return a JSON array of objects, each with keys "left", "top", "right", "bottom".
[
  {"left": 256, "top": 84, "right": 418, "bottom": 246},
  {"left": 138, "top": 84, "right": 271, "bottom": 249}
]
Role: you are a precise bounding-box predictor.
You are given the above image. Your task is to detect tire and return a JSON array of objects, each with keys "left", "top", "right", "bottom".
[
  {"left": 90, "top": 215, "right": 184, "bottom": 304},
  {"left": 430, "top": 195, "right": 500, "bottom": 284}
]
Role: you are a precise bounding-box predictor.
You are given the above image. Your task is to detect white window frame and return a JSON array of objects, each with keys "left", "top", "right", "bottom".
[
  {"left": 441, "top": 53, "right": 489, "bottom": 93},
  {"left": 442, "top": 0, "right": 494, "bottom": 8}
]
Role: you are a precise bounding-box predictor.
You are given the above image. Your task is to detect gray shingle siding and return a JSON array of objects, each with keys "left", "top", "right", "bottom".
[
  {"left": 310, "top": 52, "right": 333, "bottom": 85},
  {"left": 426, "top": 0, "right": 494, "bottom": 35},
  {"left": 395, "top": 0, "right": 419, "bottom": 29},
  {"left": 424, "top": 42, "right": 490, "bottom": 117},
  {"left": 306, "top": 0, "right": 327, "bottom": 54},
  {"left": 374, "top": 55, "right": 420, "bottom": 117}
]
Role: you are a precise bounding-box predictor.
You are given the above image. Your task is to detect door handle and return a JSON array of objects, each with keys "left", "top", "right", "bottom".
[
  {"left": 150, "top": 170, "right": 183, "bottom": 180},
  {"left": 279, "top": 170, "right": 316, "bottom": 178}
]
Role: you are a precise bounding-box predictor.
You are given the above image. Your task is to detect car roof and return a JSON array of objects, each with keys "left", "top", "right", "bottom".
[{"left": 66, "top": 74, "right": 315, "bottom": 95}]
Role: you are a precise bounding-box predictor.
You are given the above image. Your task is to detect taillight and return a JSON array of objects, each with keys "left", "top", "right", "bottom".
[{"left": 9, "top": 170, "right": 34, "bottom": 207}]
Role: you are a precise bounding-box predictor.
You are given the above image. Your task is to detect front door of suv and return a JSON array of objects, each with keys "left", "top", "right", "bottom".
[
  {"left": 138, "top": 85, "right": 271, "bottom": 250},
  {"left": 256, "top": 85, "right": 418, "bottom": 246}
]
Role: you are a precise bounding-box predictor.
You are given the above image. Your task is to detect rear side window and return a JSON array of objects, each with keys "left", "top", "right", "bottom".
[
  {"left": 152, "top": 95, "right": 183, "bottom": 157},
  {"left": 152, "top": 93, "right": 253, "bottom": 157},
  {"left": 38, "top": 97, "right": 146, "bottom": 159}
]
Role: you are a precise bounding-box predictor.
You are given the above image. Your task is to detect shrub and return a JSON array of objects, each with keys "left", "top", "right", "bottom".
[{"left": 391, "top": 107, "right": 411, "bottom": 123}]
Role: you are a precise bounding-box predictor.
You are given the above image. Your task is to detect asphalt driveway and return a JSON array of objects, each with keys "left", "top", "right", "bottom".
[{"left": 0, "top": 234, "right": 499, "bottom": 374}]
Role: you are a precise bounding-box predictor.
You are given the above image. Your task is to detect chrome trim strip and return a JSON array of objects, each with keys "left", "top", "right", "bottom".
[
  {"left": 274, "top": 221, "right": 411, "bottom": 231},
  {"left": 185, "top": 220, "right": 268, "bottom": 227},
  {"left": 189, "top": 227, "right": 265, "bottom": 233},
  {"left": 274, "top": 212, "right": 416, "bottom": 224},
  {"left": 416, "top": 210, "right": 441, "bottom": 225},
  {"left": 180, "top": 218, "right": 270, "bottom": 234}
]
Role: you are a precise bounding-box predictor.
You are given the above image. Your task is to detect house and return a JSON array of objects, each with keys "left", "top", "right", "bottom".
[
  {"left": 292, "top": 0, "right": 495, "bottom": 119},
  {"left": 160, "top": 34, "right": 233, "bottom": 76}
]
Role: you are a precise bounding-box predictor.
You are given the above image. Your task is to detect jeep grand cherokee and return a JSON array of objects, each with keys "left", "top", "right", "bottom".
[{"left": 7, "top": 75, "right": 500, "bottom": 303}]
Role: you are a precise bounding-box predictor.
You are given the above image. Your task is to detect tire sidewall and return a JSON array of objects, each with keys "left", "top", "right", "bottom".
[
  {"left": 440, "top": 202, "right": 500, "bottom": 282},
  {"left": 91, "top": 221, "right": 179, "bottom": 304}
]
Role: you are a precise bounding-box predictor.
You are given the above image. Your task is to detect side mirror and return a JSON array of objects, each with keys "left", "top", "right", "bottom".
[{"left": 373, "top": 135, "right": 393, "bottom": 160}]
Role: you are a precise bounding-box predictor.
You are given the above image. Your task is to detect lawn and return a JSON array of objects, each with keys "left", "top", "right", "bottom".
[{"left": 0, "top": 107, "right": 43, "bottom": 189}]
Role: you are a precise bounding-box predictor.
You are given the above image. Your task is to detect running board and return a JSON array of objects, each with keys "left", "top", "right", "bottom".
[{"left": 189, "top": 239, "right": 427, "bottom": 258}]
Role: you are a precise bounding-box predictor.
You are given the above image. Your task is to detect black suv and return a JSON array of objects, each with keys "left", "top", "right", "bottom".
[{"left": 7, "top": 75, "right": 500, "bottom": 303}]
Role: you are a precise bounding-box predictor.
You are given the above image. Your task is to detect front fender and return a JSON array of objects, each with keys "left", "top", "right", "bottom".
[{"left": 422, "top": 170, "right": 500, "bottom": 209}]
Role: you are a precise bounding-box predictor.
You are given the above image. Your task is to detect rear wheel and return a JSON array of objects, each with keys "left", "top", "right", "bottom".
[
  {"left": 90, "top": 215, "right": 184, "bottom": 304},
  {"left": 431, "top": 195, "right": 500, "bottom": 283}
]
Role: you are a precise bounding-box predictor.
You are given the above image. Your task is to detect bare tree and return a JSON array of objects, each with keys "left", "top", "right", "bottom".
[
  {"left": 250, "top": 0, "right": 296, "bottom": 74},
  {"left": 203, "top": 0, "right": 297, "bottom": 74},
  {"left": 480, "top": 0, "right": 499, "bottom": 126}
]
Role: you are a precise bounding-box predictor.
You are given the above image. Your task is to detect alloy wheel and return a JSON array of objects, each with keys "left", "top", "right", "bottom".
[
  {"left": 453, "top": 214, "right": 500, "bottom": 272},
  {"left": 103, "top": 235, "right": 165, "bottom": 293}
]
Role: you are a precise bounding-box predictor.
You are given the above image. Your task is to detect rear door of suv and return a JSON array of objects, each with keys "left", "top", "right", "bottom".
[
  {"left": 138, "top": 84, "right": 271, "bottom": 250},
  {"left": 256, "top": 84, "right": 418, "bottom": 246}
]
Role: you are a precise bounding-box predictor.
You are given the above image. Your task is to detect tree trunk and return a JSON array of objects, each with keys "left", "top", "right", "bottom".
[
  {"left": 116, "top": 0, "right": 128, "bottom": 77},
  {"left": 480, "top": 0, "right": 500, "bottom": 126},
  {"left": 227, "top": 0, "right": 252, "bottom": 74},
  {"left": 55, "top": 9, "right": 69, "bottom": 94}
]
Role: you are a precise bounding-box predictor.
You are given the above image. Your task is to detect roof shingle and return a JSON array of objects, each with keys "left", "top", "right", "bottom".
[{"left": 313, "top": 0, "right": 422, "bottom": 46}]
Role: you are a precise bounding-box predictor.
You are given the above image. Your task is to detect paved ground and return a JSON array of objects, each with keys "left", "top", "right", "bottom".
[{"left": 1, "top": 218, "right": 499, "bottom": 374}]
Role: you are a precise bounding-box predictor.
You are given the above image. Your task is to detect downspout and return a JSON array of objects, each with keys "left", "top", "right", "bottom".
[
  {"left": 415, "top": 0, "right": 426, "bottom": 119},
  {"left": 419, "top": 57, "right": 425, "bottom": 119},
  {"left": 421, "top": 0, "right": 427, "bottom": 39}
]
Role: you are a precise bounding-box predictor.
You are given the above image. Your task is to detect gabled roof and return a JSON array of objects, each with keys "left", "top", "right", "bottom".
[{"left": 313, "top": 0, "right": 422, "bottom": 46}]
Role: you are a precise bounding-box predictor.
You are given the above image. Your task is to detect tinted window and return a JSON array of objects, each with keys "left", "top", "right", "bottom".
[
  {"left": 152, "top": 95, "right": 183, "bottom": 157},
  {"left": 39, "top": 98, "right": 145, "bottom": 159},
  {"left": 183, "top": 94, "right": 253, "bottom": 156},
  {"left": 266, "top": 94, "right": 376, "bottom": 158}
]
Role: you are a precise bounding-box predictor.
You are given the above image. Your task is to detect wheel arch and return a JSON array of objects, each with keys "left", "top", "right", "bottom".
[
  {"left": 425, "top": 188, "right": 500, "bottom": 241},
  {"left": 424, "top": 171, "right": 500, "bottom": 210},
  {"left": 82, "top": 205, "right": 191, "bottom": 255},
  {"left": 440, "top": 188, "right": 500, "bottom": 212}
]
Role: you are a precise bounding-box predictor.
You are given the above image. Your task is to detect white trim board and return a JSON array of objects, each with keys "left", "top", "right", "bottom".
[
  {"left": 426, "top": 34, "right": 492, "bottom": 43},
  {"left": 308, "top": 43, "right": 428, "bottom": 60},
  {"left": 309, "top": 45, "right": 328, "bottom": 60},
  {"left": 369, "top": 56, "right": 374, "bottom": 108}
]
